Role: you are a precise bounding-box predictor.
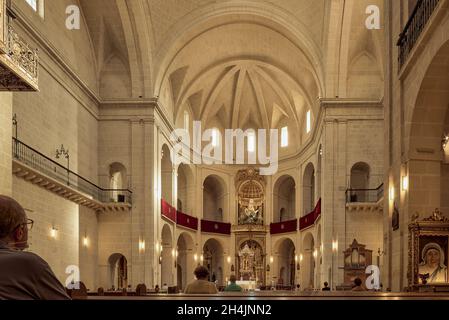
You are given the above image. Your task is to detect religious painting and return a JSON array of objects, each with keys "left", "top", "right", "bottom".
[
  {"left": 235, "top": 168, "right": 265, "bottom": 226},
  {"left": 418, "top": 236, "right": 448, "bottom": 284},
  {"left": 408, "top": 209, "right": 449, "bottom": 288}
]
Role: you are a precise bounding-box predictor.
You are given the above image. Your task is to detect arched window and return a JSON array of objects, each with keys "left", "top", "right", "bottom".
[{"left": 281, "top": 127, "right": 289, "bottom": 147}]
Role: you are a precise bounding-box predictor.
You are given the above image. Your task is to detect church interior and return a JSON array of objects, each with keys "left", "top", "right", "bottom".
[{"left": 1, "top": 0, "right": 449, "bottom": 298}]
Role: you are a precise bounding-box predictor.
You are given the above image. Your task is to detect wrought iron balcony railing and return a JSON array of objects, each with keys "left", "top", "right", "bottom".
[
  {"left": 345, "top": 184, "right": 384, "bottom": 204},
  {"left": 12, "top": 138, "right": 132, "bottom": 205},
  {"left": 6, "top": 25, "right": 38, "bottom": 79},
  {"left": 397, "top": 0, "right": 441, "bottom": 68}
]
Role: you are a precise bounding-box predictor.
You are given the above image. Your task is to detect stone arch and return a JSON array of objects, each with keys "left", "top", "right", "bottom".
[
  {"left": 107, "top": 253, "right": 127, "bottom": 290},
  {"left": 302, "top": 232, "right": 315, "bottom": 289},
  {"left": 177, "top": 163, "right": 194, "bottom": 214},
  {"left": 161, "top": 144, "right": 173, "bottom": 204},
  {"left": 273, "top": 175, "right": 296, "bottom": 222},
  {"left": 303, "top": 163, "right": 315, "bottom": 216},
  {"left": 203, "top": 238, "right": 225, "bottom": 285},
  {"left": 109, "top": 162, "right": 128, "bottom": 202},
  {"left": 161, "top": 224, "right": 173, "bottom": 287},
  {"left": 176, "top": 232, "right": 195, "bottom": 290},
  {"left": 349, "top": 162, "right": 371, "bottom": 202},
  {"left": 203, "top": 174, "right": 228, "bottom": 222},
  {"left": 275, "top": 238, "right": 296, "bottom": 287}
]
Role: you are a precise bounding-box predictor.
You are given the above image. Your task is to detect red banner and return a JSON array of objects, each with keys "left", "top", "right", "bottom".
[
  {"left": 161, "top": 199, "right": 176, "bottom": 222},
  {"left": 201, "top": 220, "right": 231, "bottom": 235},
  {"left": 270, "top": 219, "right": 298, "bottom": 234},
  {"left": 176, "top": 211, "right": 198, "bottom": 231},
  {"left": 299, "top": 198, "right": 321, "bottom": 230}
]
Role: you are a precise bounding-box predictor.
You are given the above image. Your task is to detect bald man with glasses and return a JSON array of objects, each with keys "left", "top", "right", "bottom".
[{"left": 0, "top": 195, "right": 70, "bottom": 300}]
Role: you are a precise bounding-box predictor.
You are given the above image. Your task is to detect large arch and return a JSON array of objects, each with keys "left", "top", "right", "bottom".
[
  {"left": 107, "top": 253, "right": 127, "bottom": 290},
  {"left": 275, "top": 238, "right": 296, "bottom": 287},
  {"left": 176, "top": 232, "right": 195, "bottom": 291},
  {"left": 273, "top": 175, "right": 296, "bottom": 222},
  {"left": 407, "top": 39, "right": 449, "bottom": 216},
  {"left": 177, "top": 163, "right": 194, "bottom": 214},
  {"left": 202, "top": 238, "right": 225, "bottom": 286},
  {"left": 203, "top": 175, "right": 227, "bottom": 222},
  {"left": 303, "top": 163, "right": 315, "bottom": 216},
  {"left": 161, "top": 144, "right": 173, "bottom": 204},
  {"left": 161, "top": 224, "right": 173, "bottom": 287},
  {"left": 302, "top": 233, "right": 315, "bottom": 289}
]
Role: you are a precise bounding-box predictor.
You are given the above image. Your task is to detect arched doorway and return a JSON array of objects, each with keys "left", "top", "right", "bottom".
[
  {"left": 273, "top": 175, "right": 296, "bottom": 222},
  {"left": 302, "top": 233, "right": 315, "bottom": 289},
  {"left": 176, "top": 232, "right": 194, "bottom": 290},
  {"left": 276, "top": 238, "right": 296, "bottom": 287},
  {"left": 303, "top": 163, "right": 315, "bottom": 216},
  {"left": 203, "top": 175, "right": 227, "bottom": 221},
  {"left": 161, "top": 144, "right": 173, "bottom": 204},
  {"left": 161, "top": 224, "right": 173, "bottom": 287},
  {"left": 203, "top": 238, "right": 224, "bottom": 286},
  {"left": 108, "top": 253, "right": 127, "bottom": 290}
]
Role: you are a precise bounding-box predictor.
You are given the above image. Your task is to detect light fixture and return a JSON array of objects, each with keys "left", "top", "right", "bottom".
[
  {"left": 200, "top": 254, "right": 204, "bottom": 263},
  {"left": 313, "top": 249, "right": 318, "bottom": 258},
  {"left": 194, "top": 253, "right": 198, "bottom": 262},
  {"left": 50, "top": 227, "right": 58, "bottom": 239},
  {"left": 227, "top": 256, "right": 231, "bottom": 264},
  {"left": 389, "top": 186, "right": 395, "bottom": 201},
  {"left": 442, "top": 133, "right": 449, "bottom": 149},
  {"left": 299, "top": 254, "right": 303, "bottom": 262},
  {"left": 171, "top": 249, "right": 176, "bottom": 257},
  {"left": 270, "top": 256, "right": 274, "bottom": 264},
  {"left": 295, "top": 255, "right": 298, "bottom": 263},
  {"left": 332, "top": 240, "right": 338, "bottom": 253},
  {"left": 402, "top": 176, "right": 409, "bottom": 191},
  {"left": 83, "top": 236, "right": 89, "bottom": 247},
  {"left": 139, "top": 239, "right": 146, "bottom": 253}
]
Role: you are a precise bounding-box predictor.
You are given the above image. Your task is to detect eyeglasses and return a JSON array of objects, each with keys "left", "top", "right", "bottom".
[{"left": 15, "top": 218, "right": 34, "bottom": 231}]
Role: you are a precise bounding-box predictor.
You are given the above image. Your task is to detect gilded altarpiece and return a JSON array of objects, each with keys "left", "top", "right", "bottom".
[{"left": 233, "top": 168, "right": 268, "bottom": 286}]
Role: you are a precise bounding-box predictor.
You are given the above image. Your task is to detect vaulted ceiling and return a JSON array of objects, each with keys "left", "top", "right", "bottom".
[{"left": 78, "top": 0, "right": 384, "bottom": 140}]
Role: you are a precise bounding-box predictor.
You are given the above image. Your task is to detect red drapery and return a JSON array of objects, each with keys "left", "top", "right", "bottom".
[
  {"left": 201, "top": 220, "right": 231, "bottom": 235},
  {"left": 299, "top": 198, "right": 321, "bottom": 230}
]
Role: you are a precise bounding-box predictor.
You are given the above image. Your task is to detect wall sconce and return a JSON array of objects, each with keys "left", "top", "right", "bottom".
[
  {"left": 442, "top": 133, "right": 448, "bottom": 150},
  {"left": 299, "top": 254, "right": 303, "bottom": 262},
  {"left": 50, "top": 227, "right": 58, "bottom": 239},
  {"left": 389, "top": 186, "right": 395, "bottom": 201},
  {"left": 139, "top": 239, "right": 146, "bottom": 253},
  {"left": 194, "top": 253, "right": 198, "bottom": 262},
  {"left": 269, "top": 256, "right": 274, "bottom": 264},
  {"left": 200, "top": 254, "right": 204, "bottom": 263},
  {"left": 332, "top": 240, "right": 338, "bottom": 253},
  {"left": 402, "top": 176, "right": 409, "bottom": 191},
  {"left": 83, "top": 236, "right": 89, "bottom": 247},
  {"left": 313, "top": 249, "right": 318, "bottom": 259},
  {"left": 227, "top": 256, "right": 231, "bottom": 264}
]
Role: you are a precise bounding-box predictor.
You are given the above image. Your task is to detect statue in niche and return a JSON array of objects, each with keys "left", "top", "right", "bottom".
[{"left": 240, "top": 199, "right": 262, "bottom": 225}]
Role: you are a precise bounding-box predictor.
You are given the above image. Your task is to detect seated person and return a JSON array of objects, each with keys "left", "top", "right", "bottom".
[
  {"left": 322, "top": 282, "right": 331, "bottom": 291},
  {"left": 351, "top": 278, "right": 365, "bottom": 292},
  {"left": 224, "top": 275, "right": 243, "bottom": 292},
  {"left": 0, "top": 195, "right": 70, "bottom": 300},
  {"left": 184, "top": 266, "right": 218, "bottom": 294}
]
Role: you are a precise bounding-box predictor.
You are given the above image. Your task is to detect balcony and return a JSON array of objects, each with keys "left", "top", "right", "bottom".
[
  {"left": 397, "top": 0, "right": 442, "bottom": 68},
  {"left": 270, "top": 219, "right": 298, "bottom": 235},
  {"left": 201, "top": 219, "right": 231, "bottom": 235},
  {"left": 345, "top": 184, "right": 383, "bottom": 212},
  {"left": 0, "top": 4, "right": 39, "bottom": 91},
  {"left": 299, "top": 199, "right": 321, "bottom": 231},
  {"left": 12, "top": 138, "right": 132, "bottom": 211}
]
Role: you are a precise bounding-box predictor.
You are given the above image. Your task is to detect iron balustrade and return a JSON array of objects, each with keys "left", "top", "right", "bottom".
[
  {"left": 345, "top": 184, "right": 384, "bottom": 204},
  {"left": 12, "top": 138, "right": 132, "bottom": 204},
  {"left": 397, "top": 0, "right": 441, "bottom": 68}
]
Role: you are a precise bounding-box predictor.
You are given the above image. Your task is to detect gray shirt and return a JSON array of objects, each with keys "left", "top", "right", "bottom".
[{"left": 0, "top": 243, "right": 71, "bottom": 300}]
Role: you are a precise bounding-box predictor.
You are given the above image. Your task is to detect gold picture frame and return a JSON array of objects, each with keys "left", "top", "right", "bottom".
[{"left": 408, "top": 209, "right": 449, "bottom": 288}]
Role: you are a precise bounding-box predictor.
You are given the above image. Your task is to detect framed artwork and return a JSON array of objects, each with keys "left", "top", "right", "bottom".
[{"left": 408, "top": 209, "right": 449, "bottom": 287}]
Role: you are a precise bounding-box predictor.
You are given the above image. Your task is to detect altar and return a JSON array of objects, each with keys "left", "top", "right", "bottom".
[{"left": 235, "top": 280, "right": 257, "bottom": 291}]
